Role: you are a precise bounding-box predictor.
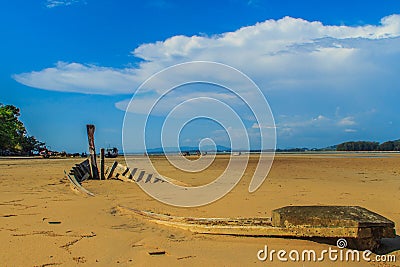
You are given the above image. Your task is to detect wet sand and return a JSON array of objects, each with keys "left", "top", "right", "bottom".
[{"left": 0, "top": 153, "right": 399, "bottom": 266}]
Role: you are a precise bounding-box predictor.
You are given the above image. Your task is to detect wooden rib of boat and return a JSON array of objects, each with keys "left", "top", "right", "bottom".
[{"left": 64, "top": 170, "right": 95, "bottom": 197}]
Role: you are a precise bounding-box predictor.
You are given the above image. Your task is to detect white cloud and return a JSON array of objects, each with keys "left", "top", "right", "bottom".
[
  {"left": 313, "top": 115, "right": 327, "bottom": 121},
  {"left": 13, "top": 14, "right": 400, "bottom": 97},
  {"left": 13, "top": 62, "right": 139, "bottom": 95},
  {"left": 10, "top": 15, "right": 400, "bottom": 149},
  {"left": 275, "top": 114, "right": 360, "bottom": 137},
  {"left": 338, "top": 116, "right": 356, "bottom": 126},
  {"left": 277, "top": 114, "right": 330, "bottom": 128},
  {"left": 117, "top": 90, "right": 244, "bottom": 117},
  {"left": 45, "top": 0, "right": 84, "bottom": 8},
  {"left": 251, "top": 123, "right": 276, "bottom": 129}
]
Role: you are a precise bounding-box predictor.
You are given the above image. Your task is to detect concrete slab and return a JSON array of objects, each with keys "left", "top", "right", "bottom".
[{"left": 272, "top": 206, "right": 395, "bottom": 229}]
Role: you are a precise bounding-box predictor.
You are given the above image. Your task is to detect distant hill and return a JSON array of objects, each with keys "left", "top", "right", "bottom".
[
  {"left": 143, "top": 139, "right": 400, "bottom": 154},
  {"left": 146, "top": 145, "right": 231, "bottom": 154}
]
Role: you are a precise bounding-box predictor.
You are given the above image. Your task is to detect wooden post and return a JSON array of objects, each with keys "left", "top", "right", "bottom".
[
  {"left": 86, "top": 124, "right": 99, "bottom": 179},
  {"left": 100, "top": 148, "right": 105, "bottom": 180}
]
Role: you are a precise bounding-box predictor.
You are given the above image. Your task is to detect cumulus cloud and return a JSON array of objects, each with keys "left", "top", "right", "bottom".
[
  {"left": 13, "top": 14, "right": 400, "bottom": 96},
  {"left": 133, "top": 15, "right": 400, "bottom": 62},
  {"left": 12, "top": 15, "right": 400, "bottom": 147},
  {"left": 13, "top": 62, "right": 138, "bottom": 95}
]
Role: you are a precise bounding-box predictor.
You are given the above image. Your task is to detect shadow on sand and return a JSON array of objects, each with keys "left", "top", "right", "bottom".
[
  {"left": 375, "top": 235, "right": 400, "bottom": 255},
  {"left": 305, "top": 236, "right": 400, "bottom": 254}
]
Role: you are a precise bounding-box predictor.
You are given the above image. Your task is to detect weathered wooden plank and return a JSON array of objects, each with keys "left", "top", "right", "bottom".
[
  {"left": 104, "top": 167, "right": 109, "bottom": 176},
  {"left": 271, "top": 206, "right": 395, "bottom": 230},
  {"left": 64, "top": 170, "right": 94, "bottom": 197},
  {"left": 136, "top": 171, "right": 145, "bottom": 182},
  {"left": 80, "top": 159, "right": 91, "bottom": 175},
  {"left": 86, "top": 124, "right": 99, "bottom": 179},
  {"left": 72, "top": 166, "right": 84, "bottom": 181},
  {"left": 116, "top": 163, "right": 127, "bottom": 173},
  {"left": 107, "top": 161, "right": 118, "bottom": 179},
  {"left": 80, "top": 173, "right": 90, "bottom": 183},
  {"left": 73, "top": 165, "right": 85, "bottom": 176},
  {"left": 79, "top": 167, "right": 90, "bottom": 182},
  {"left": 100, "top": 148, "right": 105, "bottom": 180},
  {"left": 153, "top": 177, "right": 164, "bottom": 183},
  {"left": 122, "top": 167, "right": 130, "bottom": 176},
  {"left": 145, "top": 174, "right": 153, "bottom": 183},
  {"left": 71, "top": 159, "right": 92, "bottom": 182},
  {"left": 128, "top": 168, "right": 138, "bottom": 179}
]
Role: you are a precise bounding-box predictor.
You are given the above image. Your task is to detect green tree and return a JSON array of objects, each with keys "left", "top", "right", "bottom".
[
  {"left": 0, "top": 103, "right": 45, "bottom": 154},
  {"left": 336, "top": 141, "right": 379, "bottom": 151},
  {"left": 379, "top": 141, "right": 394, "bottom": 151},
  {"left": 379, "top": 140, "right": 400, "bottom": 151}
]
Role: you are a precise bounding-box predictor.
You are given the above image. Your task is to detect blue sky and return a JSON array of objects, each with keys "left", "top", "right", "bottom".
[{"left": 1, "top": 0, "right": 399, "bottom": 152}]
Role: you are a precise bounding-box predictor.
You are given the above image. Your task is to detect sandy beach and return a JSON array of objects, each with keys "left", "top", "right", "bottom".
[{"left": 1, "top": 153, "right": 399, "bottom": 266}]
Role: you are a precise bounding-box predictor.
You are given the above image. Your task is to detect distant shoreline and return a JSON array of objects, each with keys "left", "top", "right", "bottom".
[{"left": 1, "top": 150, "right": 399, "bottom": 160}]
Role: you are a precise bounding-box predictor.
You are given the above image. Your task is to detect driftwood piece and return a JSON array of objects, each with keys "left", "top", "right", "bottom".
[{"left": 148, "top": 251, "right": 166, "bottom": 255}]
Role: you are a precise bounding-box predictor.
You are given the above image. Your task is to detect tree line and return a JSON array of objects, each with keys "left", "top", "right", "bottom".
[
  {"left": 336, "top": 140, "right": 400, "bottom": 151},
  {"left": 0, "top": 103, "right": 45, "bottom": 155}
]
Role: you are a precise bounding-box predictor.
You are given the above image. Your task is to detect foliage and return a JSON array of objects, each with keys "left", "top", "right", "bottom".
[
  {"left": 0, "top": 103, "right": 45, "bottom": 155},
  {"left": 378, "top": 140, "right": 400, "bottom": 151},
  {"left": 336, "top": 140, "right": 400, "bottom": 151}
]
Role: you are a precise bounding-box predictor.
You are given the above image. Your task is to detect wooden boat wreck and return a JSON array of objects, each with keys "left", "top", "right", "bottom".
[
  {"left": 116, "top": 205, "right": 396, "bottom": 251},
  {"left": 66, "top": 159, "right": 396, "bottom": 251},
  {"left": 65, "top": 158, "right": 169, "bottom": 196},
  {"left": 64, "top": 126, "right": 396, "bottom": 252}
]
